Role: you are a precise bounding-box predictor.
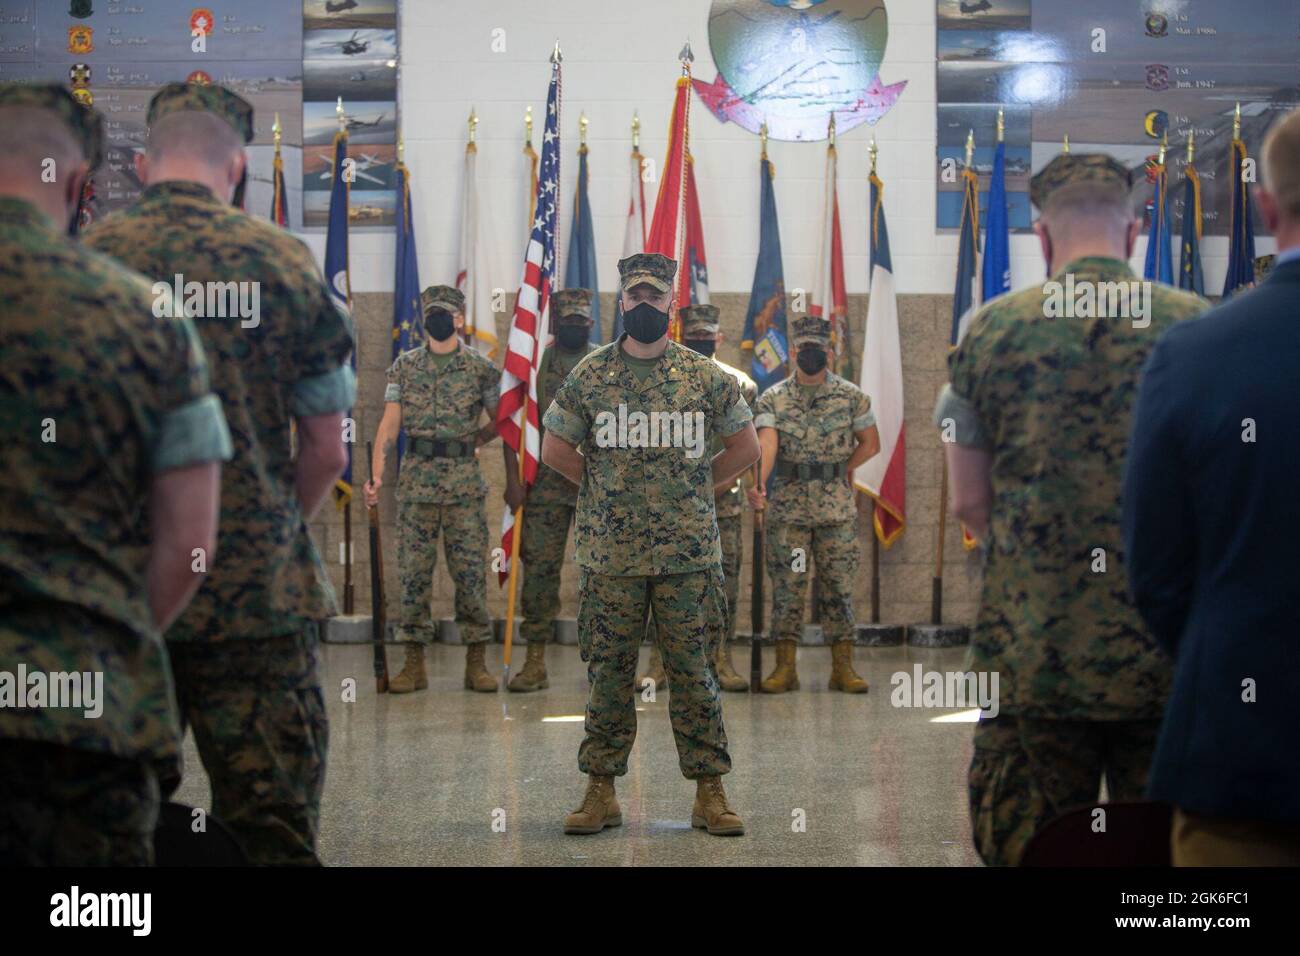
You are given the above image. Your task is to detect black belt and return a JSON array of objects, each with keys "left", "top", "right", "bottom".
[
  {"left": 409, "top": 437, "right": 475, "bottom": 459},
  {"left": 774, "top": 460, "right": 846, "bottom": 480}
]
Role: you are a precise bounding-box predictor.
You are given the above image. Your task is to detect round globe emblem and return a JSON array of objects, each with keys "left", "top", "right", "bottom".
[{"left": 697, "top": 0, "right": 904, "bottom": 140}]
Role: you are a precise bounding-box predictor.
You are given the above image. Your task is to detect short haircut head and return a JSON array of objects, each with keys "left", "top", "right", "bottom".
[
  {"left": 1039, "top": 182, "right": 1135, "bottom": 246},
  {"left": 0, "top": 105, "right": 85, "bottom": 179},
  {"left": 1262, "top": 108, "right": 1300, "bottom": 220},
  {"left": 146, "top": 109, "right": 243, "bottom": 167}
]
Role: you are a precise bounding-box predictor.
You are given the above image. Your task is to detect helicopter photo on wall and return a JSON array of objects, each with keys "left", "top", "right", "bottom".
[{"left": 303, "top": 0, "right": 396, "bottom": 31}]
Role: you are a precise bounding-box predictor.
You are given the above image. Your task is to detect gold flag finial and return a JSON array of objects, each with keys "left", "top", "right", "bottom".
[
  {"left": 869, "top": 136, "right": 878, "bottom": 174},
  {"left": 996, "top": 107, "right": 1004, "bottom": 143},
  {"left": 551, "top": 40, "right": 562, "bottom": 65},
  {"left": 397, "top": 135, "right": 404, "bottom": 164},
  {"left": 1233, "top": 101, "right": 1242, "bottom": 140},
  {"left": 272, "top": 112, "right": 281, "bottom": 152},
  {"left": 468, "top": 107, "right": 478, "bottom": 144},
  {"left": 1158, "top": 131, "right": 1167, "bottom": 166},
  {"left": 525, "top": 105, "right": 533, "bottom": 147},
  {"left": 579, "top": 111, "right": 588, "bottom": 147},
  {"left": 1062, "top": 133, "right": 1070, "bottom": 154},
  {"left": 336, "top": 96, "right": 345, "bottom": 132},
  {"left": 632, "top": 110, "right": 640, "bottom": 150},
  {"left": 679, "top": 41, "right": 694, "bottom": 74},
  {"left": 965, "top": 128, "right": 975, "bottom": 168},
  {"left": 760, "top": 120, "right": 769, "bottom": 159},
  {"left": 1186, "top": 128, "right": 1195, "bottom": 164},
  {"left": 828, "top": 113, "right": 836, "bottom": 147}
]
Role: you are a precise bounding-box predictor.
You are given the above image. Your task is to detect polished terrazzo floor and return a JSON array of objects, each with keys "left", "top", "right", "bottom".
[{"left": 173, "top": 642, "right": 983, "bottom": 866}]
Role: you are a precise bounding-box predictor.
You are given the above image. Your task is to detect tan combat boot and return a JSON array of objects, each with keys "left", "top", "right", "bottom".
[
  {"left": 387, "top": 642, "right": 428, "bottom": 694},
  {"left": 507, "top": 642, "right": 549, "bottom": 693},
  {"left": 691, "top": 776, "right": 745, "bottom": 836},
  {"left": 563, "top": 775, "right": 622, "bottom": 834},
  {"left": 714, "top": 641, "right": 749, "bottom": 692},
  {"left": 637, "top": 644, "right": 667, "bottom": 692},
  {"left": 759, "top": 640, "right": 800, "bottom": 693},
  {"left": 463, "top": 643, "right": 498, "bottom": 692},
  {"left": 828, "top": 641, "right": 869, "bottom": 694}
]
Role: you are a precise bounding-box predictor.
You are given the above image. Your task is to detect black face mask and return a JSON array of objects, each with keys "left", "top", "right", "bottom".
[
  {"left": 622, "top": 302, "right": 670, "bottom": 344},
  {"left": 556, "top": 326, "right": 589, "bottom": 351},
  {"left": 685, "top": 338, "right": 716, "bottom": 358},
  {"left": 796, "top": 347, "right": 828, "bottom": 375},
  {"left": 426, "top": 309, "right": 456, "bottom": 342}
]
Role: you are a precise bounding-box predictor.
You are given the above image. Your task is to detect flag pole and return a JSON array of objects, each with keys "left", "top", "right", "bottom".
[
  {"left": 910, "top": 130, "right": 973, "bottom": 648},
  {"left": 335, "top": 96, "right": 355, "bottom": 615}
]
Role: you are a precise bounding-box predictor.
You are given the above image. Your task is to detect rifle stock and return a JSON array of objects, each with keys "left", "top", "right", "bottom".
[{"left": 366, "top": 441, "right": 389, "bottom": 692}]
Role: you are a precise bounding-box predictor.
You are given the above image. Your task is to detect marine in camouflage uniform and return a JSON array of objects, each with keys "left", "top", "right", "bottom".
[
  {"left": 370, "top": 285, "right": 501, "bottom": 693},
  {"left": 543, "top": 253, "right": 759, "bottom": 836},
  {"left": 503, "top": 287, "right": 597, "bottom": 692},
  {"left": 750, "top": 316, "right": 879, "bottom": 694},
  {"left": 932, "top": 152, "right": 1211, "bottom": 865},
  {"left": 0, "top": 84, "right": 231, "bottom": 865},
  {"left": 85, "top": 83, "right": 356, "bottom": 866},
  {"left": 640, "top": 304, "right": 757, "bottom": 693}
]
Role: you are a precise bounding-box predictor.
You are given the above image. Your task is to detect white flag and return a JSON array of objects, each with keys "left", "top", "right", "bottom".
[{"left": 457, "top": 142, "right": 498, "bottom": 358}]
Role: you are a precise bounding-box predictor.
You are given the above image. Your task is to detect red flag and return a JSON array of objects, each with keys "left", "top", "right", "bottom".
[
  {"left": 810, "top": 143, "right": 848, "bottom": 373},
  {"left": 675, "top": 152, "right": 710, "bottom": 338},
  {"left": 645, "top": 74, "right": 691, "bottom": 339}
]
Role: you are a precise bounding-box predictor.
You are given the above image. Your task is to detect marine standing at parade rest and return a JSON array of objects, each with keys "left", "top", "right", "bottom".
[
  {"left": 85, "top": 83, "right": 356, "bottom": 866},
  {"left": 502, "top": 287, "right": 597, "bottom": 692},
  {"left": 542, "top": 253, "right": 760, "bottom": 836},
  {"left": 0, "top": 84, "right": 231, "bottom": 865},
  {"left": 367, "top": 285, "right": 502, "bottom": 693},
  {"left": 639, "top": 304, "right": 757, "bottom": 693},
  {"left": 748, "top": 316, "right": 880, "bottom": 694},
  {"left": 932, "top": 152, "right": 1209, "bottom": 866}
]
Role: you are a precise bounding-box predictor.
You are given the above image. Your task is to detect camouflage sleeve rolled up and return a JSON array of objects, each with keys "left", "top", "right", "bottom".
[
  {"left": 479, "top": 356, "right": 500, "bottom": 419},
  {"left": 710, "top": 370, "right": 751, "bottom": 437},
  {"left": 151, "top": 310, "right": 233, "bottom": 471},
  {"left": 753, "top": 389, "right": 776, "bottom": 430},
  {"left": 384, "top": 357, "right": 402, "bottom": 404},
  {"left": 290, "top": 272, "right": 356, "bottom": 417},
  {"left": 542, "top": 373, "right": 588, "bottom": 446},
  {"left": 852, "top": 389, "right": 877, "bottom": 433},
  {"left": 935, "top": 329, "right": 994, "bottom": 449}
]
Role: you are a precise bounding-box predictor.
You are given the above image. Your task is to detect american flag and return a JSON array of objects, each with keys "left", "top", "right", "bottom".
[{"left": 496, "top": 51, "right": 561, "bottom": 584}]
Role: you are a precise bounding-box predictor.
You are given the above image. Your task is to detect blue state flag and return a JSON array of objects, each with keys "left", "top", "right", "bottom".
[
  {"left": 564, "top": 145, "right": 601, "bottom": 342},
  {"left": 981, "top": 140, "right": 1010, "bottom": 303},
  {"left": 392, "top": 160, "right": 421, "bottom": 469},
  {"left": 1143, "top": 158, "right": 1174, "bottom": 285},
  {"left": 1178, "top": 163, "right": 1205, "bottom": 296},
  {"left": 325, "top": 128, "right": 353, "bottom": 508},
  {"left": 743, "top": 157, "right": 788, "bottom": 393},
  {"left": 1222, "top": 138, "right": 1256, "bottom": 298}
]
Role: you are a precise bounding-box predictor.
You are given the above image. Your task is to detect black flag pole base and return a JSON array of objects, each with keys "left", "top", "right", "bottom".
[
  {"left": 855, "top": 623, "right": 906, "bottom": 646},
  {"left": 905, "top": 623, "right": 970, "bottom": 647}
]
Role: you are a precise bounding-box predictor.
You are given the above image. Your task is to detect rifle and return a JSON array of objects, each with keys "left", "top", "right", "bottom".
[
  {"left": 366, "top": 441, "right": 389, "bottom": 693},
  {"left": 749, "top": 462, "right": 765, "bottom": 692}
]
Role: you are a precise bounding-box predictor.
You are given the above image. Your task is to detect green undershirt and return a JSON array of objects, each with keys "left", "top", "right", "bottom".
[
  {"left": 620, "top": 348, "right": 661, "bottom": 383},
  {"left": 429, "top": 348, "right": 455, "bottom": 369}
]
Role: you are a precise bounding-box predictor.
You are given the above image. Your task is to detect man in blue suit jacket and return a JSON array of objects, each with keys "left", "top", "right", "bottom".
[{"left": 1123, "top": 108, "right": 1300, "bottom": 865}]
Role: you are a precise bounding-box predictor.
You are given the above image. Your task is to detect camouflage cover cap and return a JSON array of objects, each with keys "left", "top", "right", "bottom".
[
  {"left": 551, "top": 287, "right": 593, "bottom": 324},
  {"left": 147, "top": 82, "right": 255, "bottom": 143},
  {"left": 421, "top": 284, "right": 465, "bottom": 316},
  {"left": 0, "top": 82, "right": 104, "bottom": 170},
  {"left": 791, "top": 315, "right": 831, "bottom": 347},
  {"left": 680, "top": 303, "right": 720, "bottom": 338},
  {"left": 1029, "top": 152, "right": 1133, "bottom": 210},
  {"left": 617, "top": 252, "right": 677, "bottom": 293}
]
